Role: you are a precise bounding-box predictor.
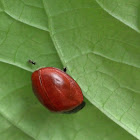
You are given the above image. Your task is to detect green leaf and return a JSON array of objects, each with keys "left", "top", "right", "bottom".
[
  {"left": 1, "top": 0, "right": 49, "bottom": 31},
  {"left": 96, "top": 0, "right": 140, "bottom": 33},
  {"left": 43, "top": 0, "right": 140, "bottom": 139},
  {"left": 0, "top": 63, "right": 135, "bottom": 140},
  {"left": 0, "top": 0, "right": 139, "bottom": 140}
]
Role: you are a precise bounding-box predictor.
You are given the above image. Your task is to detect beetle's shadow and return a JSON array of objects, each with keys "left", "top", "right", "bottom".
[{"left": 62, "top": 101, "right": 86, "bottom": 114}]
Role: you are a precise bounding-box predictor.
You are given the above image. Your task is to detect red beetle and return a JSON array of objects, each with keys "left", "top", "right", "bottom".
[{"left": 30, "top": 61, "right": 85, "bottom": 113}]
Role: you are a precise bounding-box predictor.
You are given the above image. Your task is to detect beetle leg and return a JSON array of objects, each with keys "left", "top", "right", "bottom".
[{"left": 63, "top": 67, "right": 67, "bottom": 72}]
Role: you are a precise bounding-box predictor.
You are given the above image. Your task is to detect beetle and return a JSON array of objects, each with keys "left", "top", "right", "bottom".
[{"left": 29, "top": 60, "right": 85, "bottom": 113}]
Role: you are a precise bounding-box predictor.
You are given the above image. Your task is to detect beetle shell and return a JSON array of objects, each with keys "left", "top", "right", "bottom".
[{"left": 31, "top": 67, "right": 84, "bottom": 112}]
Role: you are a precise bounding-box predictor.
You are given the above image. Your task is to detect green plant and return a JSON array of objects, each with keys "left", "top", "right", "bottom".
[{"left": 0, "top": 0, "right": 139, "bottom": 139}]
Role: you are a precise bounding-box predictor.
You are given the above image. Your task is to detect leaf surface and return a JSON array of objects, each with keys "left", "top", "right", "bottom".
[{"left": 0, "top": 0, "right": 139, "bottom": 139}]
